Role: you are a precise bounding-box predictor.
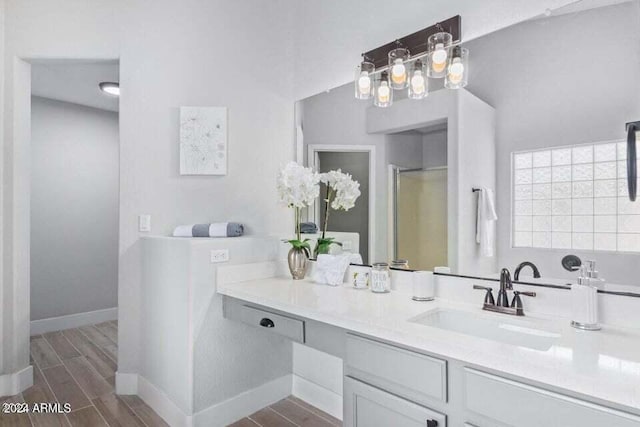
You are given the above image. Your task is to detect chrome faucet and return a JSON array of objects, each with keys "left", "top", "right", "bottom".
[
  {"left": 473, "top": 268, "right": 536, "bottom": 316},
  {"left": 514, "top": 261, "right": 541, "bottom": 281}
]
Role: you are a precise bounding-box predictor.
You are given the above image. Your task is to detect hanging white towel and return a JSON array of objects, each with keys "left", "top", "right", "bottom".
[{"left": 476, "top": 188, "right": 498, "bottom": 257}]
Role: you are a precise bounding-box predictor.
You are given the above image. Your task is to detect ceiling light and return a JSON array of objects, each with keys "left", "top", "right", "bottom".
[
  {"left": 388, "top": 47, "right": 410, "bottom": 90},
  {"left": 408, "top": 59, "right": 428, "bottom": 99},
  {"left": 354, "top": 61, "right": 374, "bottom": 100},
  {"left": 99, "top": 82, "right": 120, "bottom": 97},
  {"left": 352, "top": 16, "right": 467, "bottom": 108},
  {"left": 374, "top": 72, "right": 392, "bottom": 108},
  {"left": 444, "top": 46, "right": 469, "bottom": 89},
  {"left": 427, "top": 32, "right": 453, "bottom": 78}
]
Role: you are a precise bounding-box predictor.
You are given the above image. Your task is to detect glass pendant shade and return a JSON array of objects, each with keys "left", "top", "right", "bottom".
[
  {"left": 374, "top": 72, "right": 393, "bottom": 108},
  {"left": 408, "top": 60, "right": 428, "bottom": 99},
  {"left": 445, "top": 47, "right": 469, "bottom": 89},
  {"left": 354, "top": 61, "right": 375, "bottom": 99},
  {"left": 388, "top": 48, "right": 410, "bottom": 90},
  {"left": 427, "top": 32, "right": 453, "bottom": 78}
]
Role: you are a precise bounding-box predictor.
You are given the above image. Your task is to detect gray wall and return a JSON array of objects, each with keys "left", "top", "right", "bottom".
[
  {"left": 318, "top": 152, "right": 370, "bottom": 263},
  {"left": 423, "top": 130, "right": 447, "bottom": 169},
  {"left": 387, "top": 133, "right": 423, "bottom": 169},
  {"left": 465, "top": 2, "right": 640, "bottom": 284},
  {"left": 30, "top": 97, "right": 119, "bottom": 320}
]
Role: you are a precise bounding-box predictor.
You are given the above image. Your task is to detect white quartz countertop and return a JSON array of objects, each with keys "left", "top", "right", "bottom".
[{"left": 217, "top": 276, "right": 640, "bottom": 414}]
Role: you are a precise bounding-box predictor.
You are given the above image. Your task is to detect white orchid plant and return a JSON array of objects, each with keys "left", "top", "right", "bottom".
[
  {"left": 277, "top": 162, "right": 320, "bottom": 255},
  {"left": 315, "top": 169, "right": 361, "bottom": 256}
]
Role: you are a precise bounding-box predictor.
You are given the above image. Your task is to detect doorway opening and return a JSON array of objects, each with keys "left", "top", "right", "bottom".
[
  {"left": 307, "top": 145, "right": 376, "bottom": 264},
  {"left": 29, "top": 60, "right": 120, "bottom": 339}
]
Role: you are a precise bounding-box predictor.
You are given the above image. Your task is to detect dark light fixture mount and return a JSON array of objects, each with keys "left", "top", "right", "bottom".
[
  {"left": 362, "top": 15, "right": 461, "bottom": 70},
  {"left": 626, "top": 121, "right": 640, "bottom": 201}
]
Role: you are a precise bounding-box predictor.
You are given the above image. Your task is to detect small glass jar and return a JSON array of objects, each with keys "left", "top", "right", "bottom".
[
  {"left": 390, "top": 259, "right": 410, "bottom": 269},
  {"left": 371, "top": 262, "right": 391, "bottom": 293},
  {"left": 349, "top": 265, "right": 371, "bottom": 289}
]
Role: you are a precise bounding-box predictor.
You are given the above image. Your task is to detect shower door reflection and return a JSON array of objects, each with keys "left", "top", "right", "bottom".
[{"left": 394, "top": 167, "right": 448, "bottom": 271}]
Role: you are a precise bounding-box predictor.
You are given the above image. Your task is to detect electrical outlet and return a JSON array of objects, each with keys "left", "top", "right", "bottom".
[
  {"left": 210, "top": 249, "right": 229, "bottom": 263},
  {"left": 138, "top": 214, "right": 151, "bottom": 232}
]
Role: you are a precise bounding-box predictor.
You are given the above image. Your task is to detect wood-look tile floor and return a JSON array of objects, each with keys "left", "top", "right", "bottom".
[
  {"left": 1, "top": 322, "right": 340, "bottom": 427},
  {"left": 228, "top": 396, "right": 341, "bottom": 427},
  {"left": 0, "top": 321, "right": 168, "bottom": 427}
]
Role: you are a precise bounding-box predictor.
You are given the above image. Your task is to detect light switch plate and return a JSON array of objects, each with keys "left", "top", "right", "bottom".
[
  {"left": 138, "top": 214, "right": 151, "bottom": 232},
  {"left": 210, "top": 249, "right": 229, "bottom": 263}
]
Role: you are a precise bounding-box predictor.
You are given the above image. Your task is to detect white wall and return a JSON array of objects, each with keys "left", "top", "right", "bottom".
[
  {"left": 30, "top": 96, "right": 118, "bottom": 321},
  {"left": 465, "top": 2, "right": 640, "bottom": 284},
  {"left": 2, "top": 0, "right": 295, "bottom": 379}
]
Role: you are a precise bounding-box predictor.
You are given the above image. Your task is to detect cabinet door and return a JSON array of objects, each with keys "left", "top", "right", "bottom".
[
  {"left": 344, "top": 376, "right": 446, "bottom": 427},
  {"left": 465, "top": 368, "right": 640, "bottom": 427}
]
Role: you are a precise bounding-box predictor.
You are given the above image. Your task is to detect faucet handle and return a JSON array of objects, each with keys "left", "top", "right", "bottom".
[
  {"left": 511, "top": 290, "right": 536, "bottom": 310},
  {"left": 473, "top": 285, "right": 496, "bottom": 305}
]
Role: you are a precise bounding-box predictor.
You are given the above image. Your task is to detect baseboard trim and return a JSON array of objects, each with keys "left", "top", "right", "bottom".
[
  {"left": 138, "top": 375, "right": 193, "bottom": 427},
  {"left": 31, "top": 307, "right": 117, "bottom": 335},
  {"left": 194, "top": 374, "right": 292, "bottom": 427},
  {"left": 115, "top": 372, "right": 138, "bottom": 395},
  {"left": 292, "top": 374, "right": 343, "bottom": 421},
  {"left": 114, "top": 373, "right": 293, "bottom": 427},
  {"left": 0, "top": 365, "right": 34, "bottom": 396}
]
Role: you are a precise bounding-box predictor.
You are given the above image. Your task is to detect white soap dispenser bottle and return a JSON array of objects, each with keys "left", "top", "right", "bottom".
[{"left": 571, "top": 266, "right": 601, "bottom": 331}]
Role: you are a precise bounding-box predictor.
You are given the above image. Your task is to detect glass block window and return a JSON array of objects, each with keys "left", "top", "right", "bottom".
[{"left": 512, "top": 141, "right": 640, "bottom": 252}]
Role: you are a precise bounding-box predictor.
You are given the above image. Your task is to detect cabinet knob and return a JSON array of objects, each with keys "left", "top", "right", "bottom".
[
  {"left": 259, "top": 318, "right": 275, "bottom": 328},
  {"left": 426, "top": 420, "right": 438, "bottom": 427}
]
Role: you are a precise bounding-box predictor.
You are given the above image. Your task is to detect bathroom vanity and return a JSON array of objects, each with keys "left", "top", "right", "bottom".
[{"left": 218, "top": 262, "right": 640, "bottom": 427}]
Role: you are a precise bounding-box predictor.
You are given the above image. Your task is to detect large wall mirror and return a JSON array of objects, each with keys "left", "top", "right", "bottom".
[{"left": 296, "top": 0, "right": 640, "bottom": 289}]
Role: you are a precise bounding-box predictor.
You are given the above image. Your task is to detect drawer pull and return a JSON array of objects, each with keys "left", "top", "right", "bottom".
[
  {"left": 259, "top": 318, "right": 275, "bottom": 328},
  {"left": 426, "top": 420, "right": 438, "bottom": 427}
]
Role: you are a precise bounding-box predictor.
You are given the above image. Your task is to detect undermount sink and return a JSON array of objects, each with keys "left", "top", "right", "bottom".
[{"left": 410, "top": 308, "right": 562, "bottom": 351}]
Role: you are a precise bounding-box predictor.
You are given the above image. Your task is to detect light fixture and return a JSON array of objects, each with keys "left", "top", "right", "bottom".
[
  {"left": 444, "top": 46, "right": 468, "bottom": 89},
  {"left": 352, "top": 16, "right": 466, "bottom": 108},
  {"left": 99, "top": 82, "right": 120, "bottom": 97},
  {"left": 427, "top": 32, "right": 452, "bottom": 78},
  {"left": 408, "top": 59, "right": 428, "bottom": 99},
  {"left": 388, "top": 47, "right": 410, "bottom": 90},
  {"left": 374, "top": 72, "right": 392, "bottom": 108},
  {"left": 354, "top": 61, "right": 374, "bottom": 99}
]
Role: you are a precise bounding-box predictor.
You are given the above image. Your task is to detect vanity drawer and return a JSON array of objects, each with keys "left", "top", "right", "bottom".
[
  {"left": 235, "top": 305, "right": 305, "bottom": 343},
  {"left": 344, "top": 376, "right": 446, "bottom": 427},
  {"left": 345, "top": 334, "right": 447, "bottom": 405},
  {"left": 464, "top": 368, "right": 640, "bottom": 427}
]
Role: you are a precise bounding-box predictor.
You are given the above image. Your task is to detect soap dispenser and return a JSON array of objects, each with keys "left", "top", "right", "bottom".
[
  {"left": 570, "top": 266, "right": 601, "bottom": 331},
  {"left": 584, "top": 260, "right": 605, "bottom": 290}
]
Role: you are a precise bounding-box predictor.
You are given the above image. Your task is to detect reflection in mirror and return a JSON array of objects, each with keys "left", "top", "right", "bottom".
[
  {"left": 392, "top": 127, "right": 448, "bottom": 271},
  {"left": 298, "top": 0, "right": 640, "bottom": 289}
]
